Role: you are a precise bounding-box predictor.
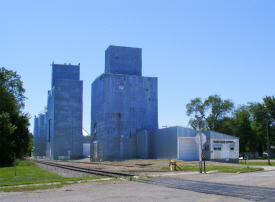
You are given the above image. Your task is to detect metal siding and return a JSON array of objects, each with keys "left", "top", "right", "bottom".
[
  {"left": 105, "top": 46, "right": 142, "bottom": 76},
  {"left": 176, "top": 127, "right": 199, "bottom": 160},
  {"left": 91, "top": 73, "right": 158, "bottom": 161},
  {"left": 90, "top": 75, "right": 105, "bottom": 161},
  {"left": 46, "top": 87, "right": 55, "bottom": 158},
  {"left": 137, "top": 130, "right": 148, "bottom": 159},
  {"left": 83, "top": 143, "right": 90, "bottom": 157},
  {"left": 45, "top": 64, "right": 83, "bottom": 159},
  {"left": 177, "top": 127, "right": 198, "bottom": 138},
  {"left": 154, "top": 127, "right": 177, "bottom": 159},
  {"left": 53, "top": 79, "right": 83, "bottom": 158},
  {"left": 32, "top": 117, "right": 39, "bottom": 156},
  {"left": 51, "top": 64, "right": 80, "bottom": 88},
  {"left": 43, "top": 112, "right": 48, "bottom": 156},
  {"left": 36, "top": 113, "right": 46, "bottom": 156},
  {"left": 178, "top": 138, "right": 199, "bottom": 160}
]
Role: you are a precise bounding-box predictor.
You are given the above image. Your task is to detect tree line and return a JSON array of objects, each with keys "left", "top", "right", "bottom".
[
  {"left": 186, "top": 94, "right": 275, "bottom": 155},
  {"left": 0, "top": 67, "right": 33, "bottom": 166}
]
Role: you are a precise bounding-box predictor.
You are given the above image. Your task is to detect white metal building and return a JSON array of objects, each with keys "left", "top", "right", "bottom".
[{"left": 137, "top": 126, "right": 239, "bottom": 163}]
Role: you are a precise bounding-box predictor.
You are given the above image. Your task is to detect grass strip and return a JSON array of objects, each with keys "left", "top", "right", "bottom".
[
  {"left": 0, "top": 160, "right": 107, "bottom": 187},
  {"left": 162, "top": 165, "right": 263, "bottom": 173},
  {"left": 0, "top": 182, "right": 73, "bottom": 192},
  {"left": 239, "top": 162, "right": 273, "bottom": 166}
]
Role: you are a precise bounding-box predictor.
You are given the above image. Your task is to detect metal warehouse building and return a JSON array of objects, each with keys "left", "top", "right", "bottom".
[{"left": 137, "top": 126, "right": 239, "bottom": 163}]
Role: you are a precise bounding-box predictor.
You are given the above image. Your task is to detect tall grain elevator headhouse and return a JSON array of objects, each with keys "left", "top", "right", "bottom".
[
  {"left": 91, "top": 45, "right": 158, "bottom": 161},
  {"left": 46, "top": 63, "right": 83, "bottom": 159}
]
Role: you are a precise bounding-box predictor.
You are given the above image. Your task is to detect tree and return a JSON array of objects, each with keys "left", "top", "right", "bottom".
[
  {"left": 249, "top": 96, "right": 275, "bottom": 155},
  {"left": 0, "top": 67, "right": 26, "bottom": 109},
  {"left": 263, "top": 96, "right": 275, "bottom": 148},
  {"left": 233, "top": 107, "right": 257, "bottom": 154},
  {"left": 215, "top": 116, "right": 235, "bottom": 135},
  {"left": 0, "top": 113, "right": 17, "bottom": 164},
  {"left": 0, "top": 67, "right": 32, "bottom": 166},
  {"left": 186, "top": 95, "right": 234, "bottom": 133}
]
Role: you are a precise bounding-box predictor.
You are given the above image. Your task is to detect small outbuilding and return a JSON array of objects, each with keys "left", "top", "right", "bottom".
[{"left": 137, "top": 126, "right": 239, "bottom": 163}]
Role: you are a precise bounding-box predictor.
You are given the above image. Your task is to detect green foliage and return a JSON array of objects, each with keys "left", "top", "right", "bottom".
[
  {"left": 248, "top": 96, "right": 275, "bottom": 154},
  {"left": 234, "top": 107, "right": 256, "bottom": 153},
  {"left": 263, "top": 96, "right": 275, "bottom": 148},
  {"left": 186, "top": 94, "right": 275, "bottom": 156},
  {"left": 15, "top": 159, "right": 35, "bottom": 166},
  {"left": 0, "top": 67, "right": 32, "bottom": 166},
  {"left": 186, "top": 94, "right": 234, "bottom": 132},
  {"left": 0, "top": 67, "right": 26, "bottom": 109},
  {"left": 0, "top": 113, "right": 17, "bottom": 164}
]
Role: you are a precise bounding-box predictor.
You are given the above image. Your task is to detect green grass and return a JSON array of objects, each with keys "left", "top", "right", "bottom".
[
  {"left": 257, "top": 157, "right": 275, "bottom": 160},
  {"left": 239, "top": 161, "right": 273, "bottom": 166},
  {"left": 162, "top": 164, "right": 263, "bottom": 173},
  {"left": 0, "top": 182, "right": 73, "bottom": 192},
  {"left": 0, "top": 160, "right": 107, "bottom": 187}
]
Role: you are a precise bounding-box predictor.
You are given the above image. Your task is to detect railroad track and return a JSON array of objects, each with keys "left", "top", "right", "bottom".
[{"left": 34, "top": 160, "right": 136, "bottom": 178}]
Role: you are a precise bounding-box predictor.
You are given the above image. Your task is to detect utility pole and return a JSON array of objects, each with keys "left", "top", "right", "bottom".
[{"left": 258, "top": 110, "right": 272, "bottom": 165}]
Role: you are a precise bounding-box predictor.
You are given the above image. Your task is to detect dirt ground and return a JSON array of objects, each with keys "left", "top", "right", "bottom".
[{"left": 57, "top": 158, "right": 252, "bottom": 175}]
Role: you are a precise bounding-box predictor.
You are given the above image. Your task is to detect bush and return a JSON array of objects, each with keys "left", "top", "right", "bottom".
[{"left": 14, "top": 159, "right": 35, "bottom": 166}]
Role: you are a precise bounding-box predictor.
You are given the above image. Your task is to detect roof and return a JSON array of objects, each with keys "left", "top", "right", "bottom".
[
  {"left": 159, "top": 126, "right": 238, "bottom": 139},
  {"left": 203, "top": 130, "right": 239, "bottom": 139}
]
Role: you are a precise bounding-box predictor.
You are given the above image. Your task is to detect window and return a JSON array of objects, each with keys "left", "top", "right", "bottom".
[
  {"left": 213, "top": 144, "right": 222, "bottom": 150},
  {"left": 230, "top": 147, "right": 234, "bottom": 150}
]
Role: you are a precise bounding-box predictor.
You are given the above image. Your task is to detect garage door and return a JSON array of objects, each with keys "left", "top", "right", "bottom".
[{"left": 178, "top": 138, "right": 199, "bottom": 160}]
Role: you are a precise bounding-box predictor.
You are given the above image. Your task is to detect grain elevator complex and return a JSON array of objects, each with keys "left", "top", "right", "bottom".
[
  {"left": 33, "top": 63, "right": 83, "bottom": 159},
  {"left": 33, "top": 45, "right": 239, "bottom": 163}
]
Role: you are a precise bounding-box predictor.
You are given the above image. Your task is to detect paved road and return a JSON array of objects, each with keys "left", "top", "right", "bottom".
[
  {"left": 139, "top": 177, "right": 275, "bottom": 201},
  {"left": 143, "top": 167, "right": 275, "bottom": 188},
  {"left": 162, "top": 169, "right": 275, "bottom": 188}
]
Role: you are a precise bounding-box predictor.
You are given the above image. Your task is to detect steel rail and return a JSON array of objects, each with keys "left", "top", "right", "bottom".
[{"left": 34, "top": 160, "right": 136, "bottom": 178}]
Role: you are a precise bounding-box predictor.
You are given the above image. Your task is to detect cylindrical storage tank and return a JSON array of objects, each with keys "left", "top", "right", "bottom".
[
  {"left": 38, "top": 113, "right": 46, "bottom": 156},
  {"left": 38, "top": 113, "right": 45, "bottom": 138},
  {"left": 33, "top": 116, "right": 39, "bottom": 137},
  {"left": 33, "top": 116, "right": 39, "bottom": 156}
]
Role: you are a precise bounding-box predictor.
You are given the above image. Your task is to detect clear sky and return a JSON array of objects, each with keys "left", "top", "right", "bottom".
[{"left": 1, "top": 1, "right": 274, "bottom": 134}]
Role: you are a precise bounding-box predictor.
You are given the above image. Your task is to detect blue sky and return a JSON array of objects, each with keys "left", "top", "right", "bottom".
[{"left": 1, "top": 1, "right": 274, "bottom": 133}]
